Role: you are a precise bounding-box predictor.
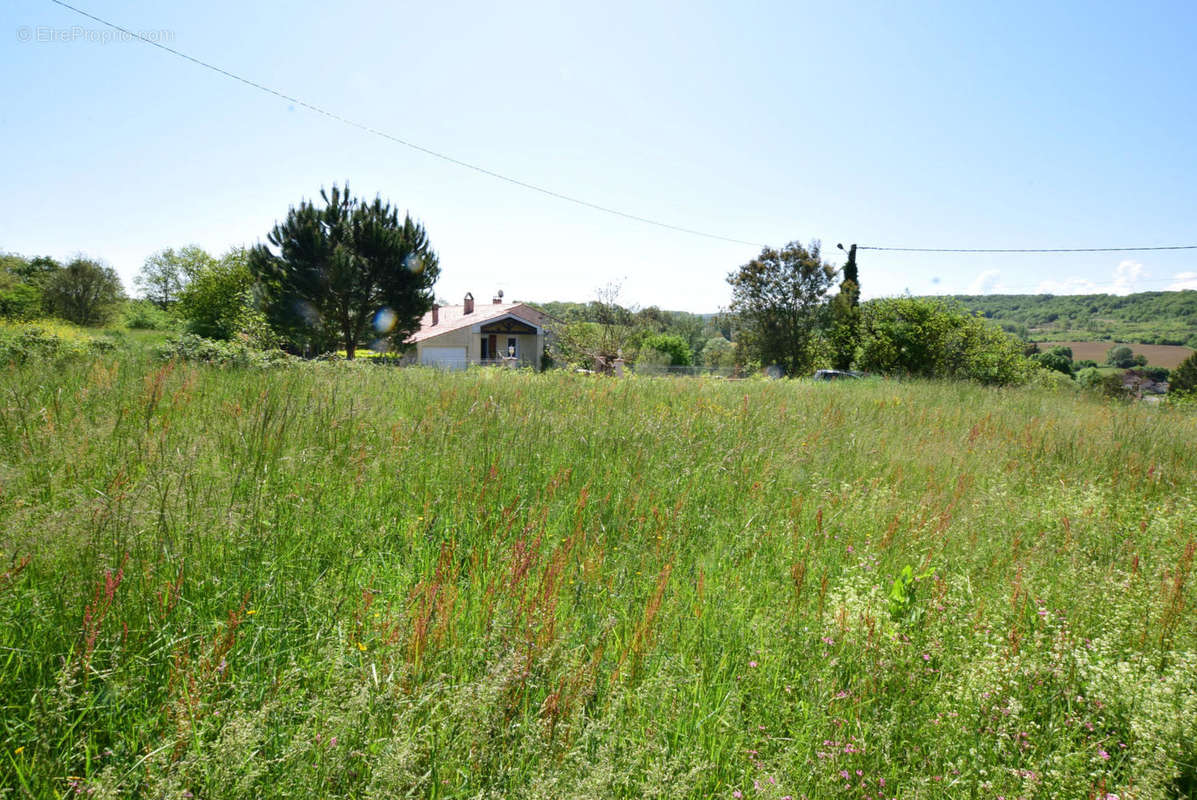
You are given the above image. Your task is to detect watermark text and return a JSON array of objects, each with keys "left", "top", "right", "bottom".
[{"left": 16, "top": 25, "right": 175, "bottom": 44}]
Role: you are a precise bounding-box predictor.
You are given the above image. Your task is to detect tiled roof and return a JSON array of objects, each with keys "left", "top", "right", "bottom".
[{"left": 407, "top": 301, "right": 551, "bottom": 343}]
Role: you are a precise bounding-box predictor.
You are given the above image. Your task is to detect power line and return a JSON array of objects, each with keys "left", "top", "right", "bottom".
[
  {"left": 859, "top": 244, "right": 1197, "bottom": 253},
  {"left": 36, "top": 1, "right": 1197, "bottom": 261},
  {"left": 46, "top": 0, "right": 766, "bottom": 249}
]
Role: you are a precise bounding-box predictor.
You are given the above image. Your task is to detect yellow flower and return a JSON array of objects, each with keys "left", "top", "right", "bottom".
[
  {"left": 246, "top": 609, "right": 257, "bottom": 615},
  {"left": 357, "top": 642, "right": 367, "bottom": 651},
  {"left": 14, "top": 746, "right": 24, "bottom": 755}
]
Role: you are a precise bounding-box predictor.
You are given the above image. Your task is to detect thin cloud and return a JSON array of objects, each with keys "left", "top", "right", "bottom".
[
  {"left": 967, "top": 269, "right": 1005, "bottom": 294},
  {"left": 1111, "top": 260, "right": 1145, "bottom": 294},
  {"left": 1035, "top": 276, "right": 1100, "bottom": 294},
  {"left": 1168, "top": 271, "right": 1197, "bottom": 291},
  {"left": 1034, "top": 260, "right": 1149, "bottom": 295}
]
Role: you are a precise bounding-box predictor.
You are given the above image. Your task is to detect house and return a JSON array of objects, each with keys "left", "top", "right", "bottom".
[{"left": 407, "top": 291, "right": 553, "bottom": 370}]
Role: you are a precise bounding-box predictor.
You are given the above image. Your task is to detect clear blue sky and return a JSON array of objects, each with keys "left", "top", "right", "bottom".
[{"left": 4, "top": 0, "right": 1197, "bottom": 311}]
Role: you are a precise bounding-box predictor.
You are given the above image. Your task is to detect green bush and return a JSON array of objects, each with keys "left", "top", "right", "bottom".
[
  {"left": 640, "top": 333, "right": 693, "bottom": 366},
  {"left": 857, "top": 297, "right": 1034, "bottom": 385},
  {"left": 1075, "top": 366, "right": 1106, "bottom": 389},
  {"left": 123, "top": 300, "right": 176, "bottom": 330},
  {"left": 1142, "top": 365, "right": 1170, "bottom": 382},
  {"left": 0, "top": 282, "right": 42, "bottom": 320},
  {"left": 1105, "top": 345, "right": 1136, "bottom": 368},
  {"left": 0, "top": 324, "right": 115, "bottom": 364},
  {"left": 157, "top": 333, "right": 294, "bottom": 368},
  {"left": 1032, "top": 348, "right": 1073, "bottom": 375},
  {"left": 1171, "top": 352, "right": 1197, "bottom": 395}
]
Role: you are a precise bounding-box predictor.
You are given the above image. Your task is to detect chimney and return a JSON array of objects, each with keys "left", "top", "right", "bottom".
[
  {"left": 463, "top": 292, "right": 474, "bottom": 315},
  {"left": 431, "top": 303, "right": 439, "bottom": 325},
  {"left": 493, "top": 289, "right": 504, "bottom": 304}
]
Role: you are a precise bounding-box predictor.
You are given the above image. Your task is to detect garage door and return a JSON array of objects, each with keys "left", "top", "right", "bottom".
[{"left": 422, "top": 346, "right": 468, "bottom": 370}]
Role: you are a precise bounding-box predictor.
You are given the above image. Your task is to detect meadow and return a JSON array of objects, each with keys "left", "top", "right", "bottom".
[{"left": 2, "top": 356, "right": 1195, "bottom": 798}]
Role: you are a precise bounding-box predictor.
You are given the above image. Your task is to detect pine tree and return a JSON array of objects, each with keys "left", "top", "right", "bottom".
[{"left": 248, "top": 185, "right": 439, "bottom": 358}]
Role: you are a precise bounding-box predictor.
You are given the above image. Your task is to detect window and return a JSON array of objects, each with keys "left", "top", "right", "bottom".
[{"left": 507, "top": 337, "right": 517, "bottom": 357}]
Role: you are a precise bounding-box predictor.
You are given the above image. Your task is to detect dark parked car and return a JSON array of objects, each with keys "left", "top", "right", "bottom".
[{"left": 812, "top": 369, "right": 862, "bottom": 381}]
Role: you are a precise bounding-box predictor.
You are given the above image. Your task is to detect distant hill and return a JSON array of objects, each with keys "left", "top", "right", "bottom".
[{"left": 935, "top": 291, "right": 1197, "bottom": 347}]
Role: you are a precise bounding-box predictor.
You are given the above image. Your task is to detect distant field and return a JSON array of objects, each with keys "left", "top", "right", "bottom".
[{"left": 1042, "top": 340, "right": 1194, "bottom": 368}]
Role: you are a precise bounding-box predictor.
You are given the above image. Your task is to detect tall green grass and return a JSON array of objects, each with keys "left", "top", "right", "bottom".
[{"left": 1, "top": 356, "right": 1195, "bottom": 798}]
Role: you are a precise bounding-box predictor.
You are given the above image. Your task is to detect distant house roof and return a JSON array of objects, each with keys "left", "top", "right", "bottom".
[{"left": 407, "top": 300, "right": 553, "bottom": 343}]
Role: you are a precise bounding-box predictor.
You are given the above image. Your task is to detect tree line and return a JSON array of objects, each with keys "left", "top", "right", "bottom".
[
  {"left": 944, "top": 291, "right": 1197, "bottom": 348},
  {"left": 4, "top": 183, "right": 1191, "bottom": 389},
  {"left": 1, "top": 185, "right": 439, "bottom": 359}
]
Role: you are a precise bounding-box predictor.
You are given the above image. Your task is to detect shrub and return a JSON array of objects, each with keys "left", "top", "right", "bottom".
[
  {"left": 639, "top": 333, "right": 692, "bottom": 367},
  {"left": 0, "top": 281, "right": 42, "bottom": 320},
  {"left": 1075, "top": 366, "right": 1106, "bottom": 389},
  {"left": 857, "top": 297, "right": 1033, "bottom": 385},
  {"left": 1171, "top": 352, "right": 1197, "bottom": 395},
  {"left": 123, "top": 300, "right": 176, "bottom": 330},
  {"left": 156, "top": 333, "right": 294, "bottom": 368},
  {"left": 0, "top": 323, "right": 115, "bottom": 364},
  {"left": 1032, "top": 348, "right": 1073, "bottom": 375},
  {"left": 1142, "top": 366, "right": 1170, "bottom": 383},
  {"left": 1105, "top": 344, "right": 1137, "bottom": 368}
]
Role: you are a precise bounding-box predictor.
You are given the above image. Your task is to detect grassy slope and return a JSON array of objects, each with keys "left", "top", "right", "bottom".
[
  {"left": 940, "top": 291, "right": 1197, "bottom": 347},
  {"left": 1, "top": 360, "right": 1195, "bottom": 798}
]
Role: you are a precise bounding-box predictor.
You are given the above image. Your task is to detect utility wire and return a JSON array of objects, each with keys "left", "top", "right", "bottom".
[
  {"left": 37, "top": 1, "right": 1197, "bottom": 259},
  {"left": 860, "top": 244, "right": 1197, "bottom": 253},
  {"left": 46, "top": 0, "right": 766, "bottom": 249}
]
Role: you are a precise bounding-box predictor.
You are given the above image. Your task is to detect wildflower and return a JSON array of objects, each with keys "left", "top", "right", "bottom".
[
  {"left": 748, "top": 660, "right": 758, "bottom": 668},
  {"left": 246, "top": 609, "right": 257, "bottom": 615},
  {"left": 732, "top": 791, "right": 742, "bottom": 798},
  {"left": 14, "top": 746, "right": 23, "bottom": 755},
  {"left": 330, "top": 736, "right": 338, "bottom": 747},
  {"left": 358, "top": 642, "right": 367, "bottom": 651},
  {"left": 1098, "top": 749, "right": 1110, "bottom": 760}
]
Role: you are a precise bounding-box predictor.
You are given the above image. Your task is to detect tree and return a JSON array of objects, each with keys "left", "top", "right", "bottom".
[
  {"left": 0, "top": 276, "right": 41, "bottom": 320},
  {"left": 727, "top": 240, "right": 836, "bottom": 377},
  {"left": 856, "top": 297, "right": 1032, "bottom": 385},
  {"left": 829, "top": 244, "right": 861, "bottom": 370},
  {"left": 1032, "top": 345, "right": 1074, "bottom": 376},
  {"left": 177, "top": 248, "right": 274, "bottom": 345},
  {"left": 699, "top": 335, "right": 735, "bottom": 371},
  {"left": 1171, "top": 352, "right": 1197, "bottom": 395},
  {"left": 43, "top": 257, "right": 125, "bottom": 325},
  {"left": 1105, "top": 345, "right": 1136, "bottom": 368},
  {"left": 1, "top": 255, "right": 43, "bottom": 320},
  {"left": 640, "top": 333, "right": 692, "bottom": 367},
  {"left": 248, "top": 185, "right": 440, "bottom": 358},
  {"left": 136, "top": 246, "right": 215, "bottom": 309},
  {"left": 549, "top": 282, "right": 644, "bottom": 371}
]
